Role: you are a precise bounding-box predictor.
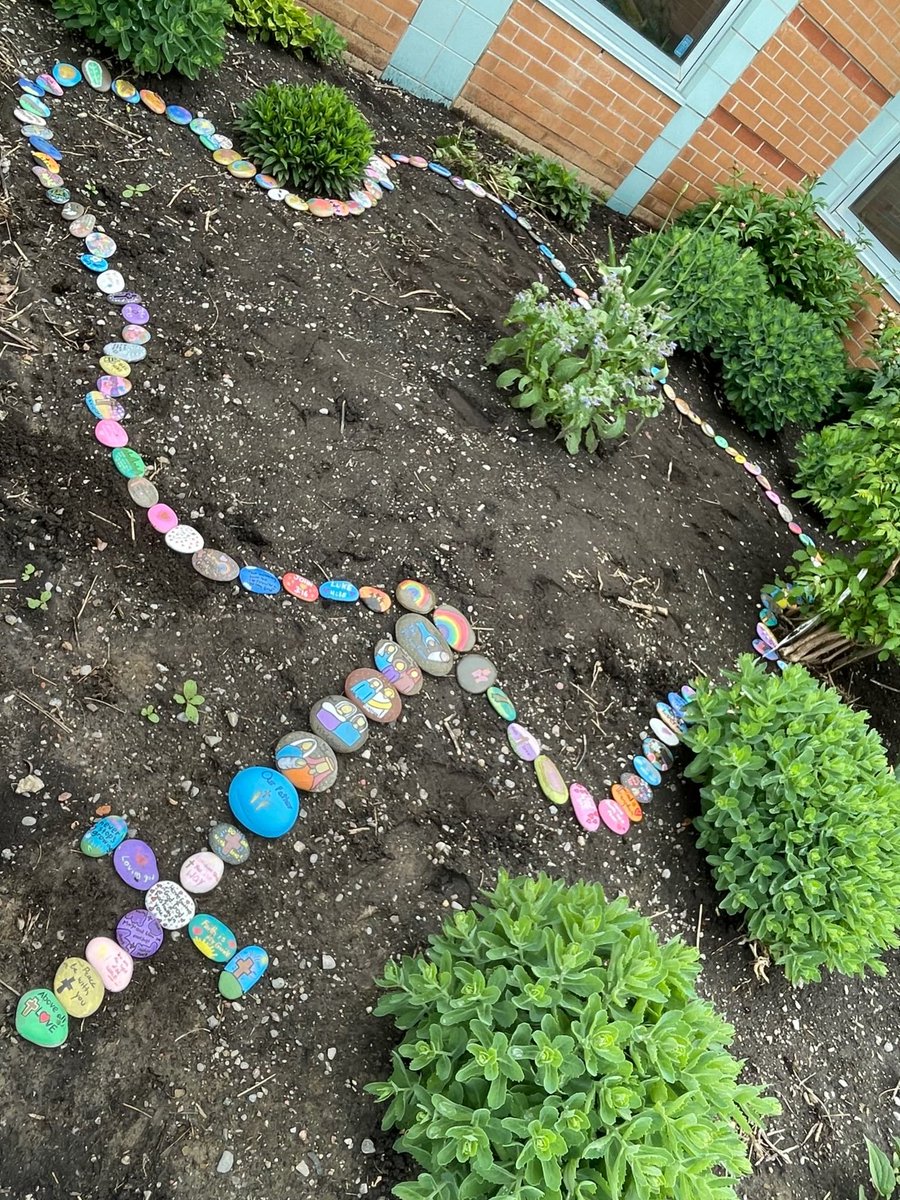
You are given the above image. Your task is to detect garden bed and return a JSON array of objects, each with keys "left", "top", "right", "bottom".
[{"left": 1, "top": 2, "right": 899, "bottom": 1197}]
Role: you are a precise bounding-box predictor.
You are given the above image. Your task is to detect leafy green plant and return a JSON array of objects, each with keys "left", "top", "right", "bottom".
[
  {"left": 21, "top": 563, "right": 35, "bottom": 582},
  {"left": 715, "top": 294, "right": 846, "bottom": 434},
  {"left": 433, "top": 127, "right": 521, "bottom": 200},
  {"left": 629, "top": 227, "right": 769, "bottom": 353},
  {"left": 52, "top": 0, "right": 229, "bottom": 78},
  {"left": 174, "top": 679, "right": 205, "bottom": 724},
  {"left": 309, "top": 12, "right": 347, "bottom": 64},
  {"left": 141, "top": 704, "right": 160, "bottom": 725},
  {"left": 863, "top": 1137, "right": 900, "bottom": 1199},
  {"left": 367, "top": 872, "right": 779, "bottom": 1200},
  {"left": 487, "top": 248, "right": 674, "bottom": 453},
  {"left": 682, "top": 654, "right": 900, "bottom": 983},
  {"left": 235, "top": 81, "right": 374, "bottom": 198},
  {"left": 512, "top": 152, "right": 594, "bottom": 232},
  {"left": 677, "top": 176, "right": 871, "bottom": 334},
  {"left": 26, "top": 587, "right": 53, "bottom": 611},
  {"left": 229, "top": 0, "right": 314, "bottom": 54},
  {"left": 122, "top": 182, "right": 151, "bottom": 199}
]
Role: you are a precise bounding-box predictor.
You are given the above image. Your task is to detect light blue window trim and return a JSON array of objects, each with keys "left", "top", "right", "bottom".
[
  {"left": 605, "top": 0, "right": 798, "bottom": 211},
  {"left": 817, "top": 96, "right": 900, "bottom": 301}
]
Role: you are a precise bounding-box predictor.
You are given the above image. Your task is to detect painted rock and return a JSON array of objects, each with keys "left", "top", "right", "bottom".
[
  {"left": 33, "top": 167, "right": 59, "bottom": 188},
  {"left": 87, "top": 236, "right": 119, "bottom": 263},
  {"left": 45, "top": 186, "right": 71, "bottom": 205},
  {"left": 633, "top": 755, "right": 662, "bottom": 787},
  {"left": 53, "top": 957, "right": 104, "bottom": 1018},
  {"left": 29, "top": 135, "right": 61, "bottom": 160},
  {"left": 148, "top": 503, "right": 179, "bottom": 533},
  {"left": 16, "top": 989, "right": 68, "bottom": 1047},
  {"left": 611, "top": 783, "right": 643, "bottom": 822},
  {"left": 60, "top": 199, "right": 84, "bottom": 218},
  {"left": 274, "top": 732, "right": 338, "bottom": 792},
  {"left": 433, "top": 603, "right": 476, "bottom": 652},
  {"left": 239, "top": 565, "right": 281, "bottom": 595},
  {"left": 620, "top": 771, "right": 652, "bottom": 806},
  {"left": 394, "top": 613, "right": 453, "bottom": 677},
  {"left": 189, "top": 117, "right": 216, "bottom": 136},
  {"left": 228, "top": 766, "right": 300, "bottom": 837},
  {"left": 535, "top": 755, "right": 568, "bottom": 805},
  {"left": 122, "top": 303, "right": 149, "bottom": 325},
  {"left": 373, "top": 638, "right": 423, "bottom": 696},
  {"left": 15, "top": 107, "right": 45, "bottom": 125},
  {"left": 192, "top": 547, "right": 240, "bottom": 582},
  {"left": 319, "top": 579, "right": 359, "bottom": 603},
  {"left": 308, "top": 197, "right": 334, "bottom": 217},
  {"left": 94, "top": 418, "right": 129, "bottom": 448},
  {"left": 122, "top": 324, "right": 152, "bottom": 345},
  {"left": 656, "top": 701, "right": 687, "bottom": 736},
  {"left": 80, "top": 253, "right": 108, "bottom": 273},
  {"left": 359, "top": 585, "right": 391, "bottom": 613},
  {"left": 140, "top": 89, "right": 166, "bottom": 113},
  {"left": 69, "top": 214, "right": 96, "bottom": 237},
  {"left": 82, "top": 58, "right": 112, "bottom": 91},
  {"left": 179, "top": 851, "right": 225, "bottom": 895},
  {"left": 642, "top": 737, "right": 673, "bottom": 771},
  {"left": 126, "top": 479, "right": 159, "bottom": 511},
  {"left": 228, "top": 159, "right": 256, "bottom": 179},
  {"left": 344, "top": 669, "right": 402, "bottom": 724},
  {"left": 396, "top": 579, "right": 435, "bottom": 613},
  {"left": 165, "top": 104, "right": 192, "bottom": 125},
  {"left": 17, "top": 77, "right": 43, "bottom": 96},
  {"left": 285, "top": 194, "right": 308, "bottom": 211},
  {"left": 598, "top": 797, "right": 630, "bottom": 835},
  {"left": 209, "top": 822, "right": 251, "bottom": 864},
  {"left": 113, "top": 838, "right": 159, "bottom": 890},
  {"left": 667, "top": 691, "right": 690, "bottom": 713},
  {"left": 212, "top": 134, "right": 234, "bottom": 149},
  {"left": 218, "top": 945, "right": 268, "bottom": 999},
  {"left": 310, "top": 695, "right": 369, "bottom": 754},
  {"left": 486, "top": 686, "right": 516, "bottom": 721},
  {"left": 20, "top": 94, "right": 51, "bottom": 118},
  {"left": 569, "top": 783, "right": 600, "bottom": 832},
  {"left": 283, "top": 573, "right": 319, "bottom": 602},
  {"left": 508, "top": 722, "right": 541, "bottom": 762},
  {"left": 112, "top": 448, "right": 146, "bottom": 477},
  {"left": 213, "top": 148, "right": 240, "bottom": 166},
  {"left": 97, "top": 269, "right": 126, "bottom": 295},
  {"left": 116, "top": 909, "right": 164, "bottom": 958},
  {"left": 38, "top": 74, "right": 65, "bottom": 96},
  {"left": 103, "top": 341, "right": 145, "bottom": 363},
  {"left": 649, "top": 716, "right": 680, "bottom": 747},
  {"left": 254, "top": 172, "right": 278, "bottom": 189},
  {"left": 85, "top": 936, "right": 134, "bottom": 992},
  {"left": 189, "top": 914, "right": 238, "bottom": 963},
  {"left": 164, "top": 525, "right": 204, "bottom": 554},
  {"left": 112, "top": 78, "right": 138, "bottom": 102},
  {"left": 80, "top": 813, "right": 128, "bottom": 857},
  {"left": 144, "top": 880, "right": 196, "bottom": 930},
  {"left": 53, "top": 61, "right": 82, "bottom": 87},
  {"left": 456, "top": 653, "right": 497, "bottom": 694},
  {"left": 97, "top": 377, "right": 131, "bottom": 399}
]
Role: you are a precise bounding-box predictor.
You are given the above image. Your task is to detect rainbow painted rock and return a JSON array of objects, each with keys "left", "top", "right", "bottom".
[
  {"left": 396, "top": 579, "right": 435, "bottom": 613},
  {"left": 433, "top": 603, "right": 476, "bottom": 651},
  {"left": 16, "top": 988, "right": 68, "bottom": 1047},
  {"left": 53, "top": 957, "right": 104, "bottom": 1018},
  {"left": 219, "top": 945, "right": 268, "bottom": 999},
  {"left": 228, "top": 766, "right": 300, "bottom": 837}
]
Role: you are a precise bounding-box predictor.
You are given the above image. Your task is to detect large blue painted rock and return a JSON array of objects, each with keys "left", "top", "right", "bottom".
[{"left": 228, "top": 766, "right": 299, "bottom": 838}]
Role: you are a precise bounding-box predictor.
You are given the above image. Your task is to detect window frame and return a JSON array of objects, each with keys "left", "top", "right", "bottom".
[{"left": 534, "top": 0, "right": 747, "bottom": 100}]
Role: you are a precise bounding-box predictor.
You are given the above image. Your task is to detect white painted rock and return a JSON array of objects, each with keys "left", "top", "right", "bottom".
[{"left": 179, "top": 851, "right": 224, "bottom": 895}]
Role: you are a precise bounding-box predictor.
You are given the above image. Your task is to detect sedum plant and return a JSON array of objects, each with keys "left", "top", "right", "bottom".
[
  {"left": 52, "top": 0, "right": 229, "bottom": 77},
  {"left": 512, "top": 152, "right": 594, "bottom": 232},
  {"left": 487, "top": 249, "right": 674, "bottom": 453},
  {"left": 716, "top": 294, "right": 846, "bottom": 434},
  {"left": 367, "top": 872, "right": 779, "bottom": 1200},
  {"left": 629, "top": 228, "right": 769, "bottom": 354},
  {"left": 682, "top": 655, "right": 900, "bottom": 983},
  {"left": 236, "top": 81, "right": 374, "bottom": 198},
  {"left": 677, "top": 176, "right": 870, "bottom": 334}
]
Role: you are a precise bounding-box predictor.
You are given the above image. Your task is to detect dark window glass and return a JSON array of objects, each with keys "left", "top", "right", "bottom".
[
  {"left": 851, "top": 155, "right": 900, "bottom": 262},
  {"left": 594, "top": 0, "right": 730, "bottom": 58}
]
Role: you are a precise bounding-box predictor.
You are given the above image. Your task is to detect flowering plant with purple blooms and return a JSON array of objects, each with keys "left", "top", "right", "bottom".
[{"left": 487, "top": 250, "right": 674, "bottom": 453}]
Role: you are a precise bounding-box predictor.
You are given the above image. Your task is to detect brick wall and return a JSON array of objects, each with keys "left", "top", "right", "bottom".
[
  {"left": 300, "top": 0, "right": 418, "bottom": 69},
  {"left": 457, "top": 0, "right": 678, "bottom": 196}
]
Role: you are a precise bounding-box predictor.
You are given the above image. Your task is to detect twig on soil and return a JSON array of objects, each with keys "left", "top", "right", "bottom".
[
  {"left": 0, "top": 976, "right": 18, "bottom": 995},
  {"left": 340, "top": 400, "right": 346, "bottom": 438},
  {"left": 313, "top": 560, "right": 331, "bottom": 581},
  {"left": 574, "top": 732, "right": 587, "bottom": 769},
  {"left": 236, "top": 1073, "right": 275, "bottom": 1098},
  {"left": 695, "top": 904, "right": 703, "bottom": 950},
  {"left": 14, "top": 689, "right": 73, "bottom": 734},
  {"left": 88, "top": 510, "right": 122, "bottom": 529},
  {"left": 123, "top": 1103, "right": 153, "bottom": 1118},
  {"left": 872, "top": 679, "right": 900, "bottom": 694},
  {"left": 167, "top": 175, "right": 217, "bottom": 207},
  {"left": 420, "top": 212, "right": 444, "bottom": 236},
  {"left": 569, "top": 681, "right": 600, "bottom": 708},
  {"left": 698, "top": 567, "right": 713, "bottom": 596},
  {"left": 443, "top": 717, "right": 463, "bottom": 757},
  {"left": 617, "top": 596, "right": 668, "bottom": 617},
  {"left": 125, "top": 508, "right": 136, "bottom": 542},
  {"left": 174, "top": 1027, "right": 212, "bottom": 1043},
  {"left": 87, "top": 112, "right": 146, "bottom": 142},
  {"left": 83, "top": 697, "right": 127, "bottom": 715},
  {"left": 73, "top": 574, "right": 98, "bottom": 645}
]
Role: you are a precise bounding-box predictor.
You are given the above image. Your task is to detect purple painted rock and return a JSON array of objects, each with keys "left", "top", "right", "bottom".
[
  {"left": 116, "top": 909, "right": 164, "bottom": 958},
  {"left": 113, "top": 839, "right": 159, "bottom": 891},
  {"left": 507, "top": 722, "right": 540, "bottom": 762}
]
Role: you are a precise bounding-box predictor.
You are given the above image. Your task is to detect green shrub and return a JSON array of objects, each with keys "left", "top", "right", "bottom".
[
  {"left": 630, "top": 228, "right": 769, "bottom": 353},
  {"left": 52, "top": 0, "right": 229, "bottom": 76},
  {"left": 367, "top": 871, "right": 779, "bottom": 1200},
  {"left": 512, "top": 152, "right": 594, "bottom": 232},
  {"left": 229, "top": 0, "right": 315, "bottom": 53},
  {"left": 487, "top": 255, "right": 673, "bottom": 453},
  {"left": 309, "top": 12, "right": 347, "bottom": 63},
  {"left": 715, "top": 295, "right": 846, "bottom": 434},
  {"left": 683, "top": 655, "right": 900, "bottom": 983},
  {"left": 235, "top": 81, "right": 374, "bottom": 198},
  {"left": 677, "top": 176, "right": 870, "bottom": 334}
]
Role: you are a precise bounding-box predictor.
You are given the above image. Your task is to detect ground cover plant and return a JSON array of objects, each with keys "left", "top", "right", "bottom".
[
  {"left": 487, "top": 249, "right": 673, "bottom": 452},
  {"left": 682, "top": 655, "right": 900, "bottom": 983},
  {"left": 235, "top": 80, "right": 374, "bottom": 196},
  {"left": 368, "top": 872, "right": 779, "bottom": 1200},
  {"left": 677, "top": 176, "right": 870, "bottom": 335},
  {"left": 52, "top": 0, "right": 229, "bottom": 76}
]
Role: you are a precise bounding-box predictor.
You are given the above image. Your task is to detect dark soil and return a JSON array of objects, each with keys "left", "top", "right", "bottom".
[{"left": 1, "top": 6, "right": 898, "bottom": 1199}]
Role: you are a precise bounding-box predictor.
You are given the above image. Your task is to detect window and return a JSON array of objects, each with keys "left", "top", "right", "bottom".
[
  {"left": 591, "top": 0, "right": 730, "bottom": 59},
  {"left": 850, "top": 154, "right": 900, "bottom": 262}
]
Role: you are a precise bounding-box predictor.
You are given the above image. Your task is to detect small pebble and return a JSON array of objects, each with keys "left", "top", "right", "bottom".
[
  {"left": 361, "top": 1139, "right": 375, "bottom": 1155},
  {"left": 322, "top": 954, "right": 336, "bottom": 970},
  {"left": 216, "top": 1151, "right": 233, "bottom": 1174}
]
